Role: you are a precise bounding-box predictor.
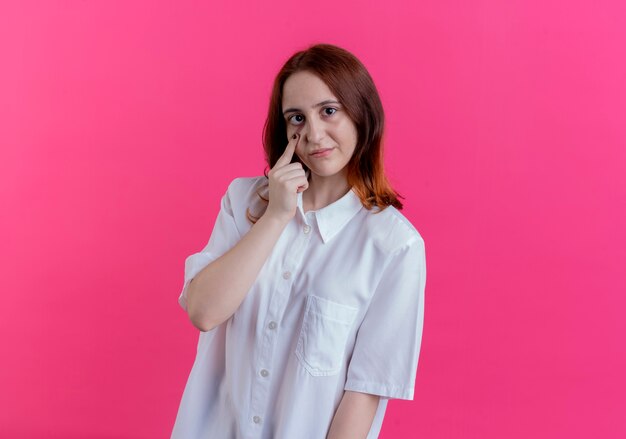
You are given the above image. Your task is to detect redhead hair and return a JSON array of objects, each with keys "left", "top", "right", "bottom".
[{"left": 246, "top": 43, "right": 404, "bottom": 224}]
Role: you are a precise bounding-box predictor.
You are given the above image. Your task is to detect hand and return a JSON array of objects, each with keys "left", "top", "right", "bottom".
[{"left": 265, "top": 133, "right": 309, "bottom": 223}]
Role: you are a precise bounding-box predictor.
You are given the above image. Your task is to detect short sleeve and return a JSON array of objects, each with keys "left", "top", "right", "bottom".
[
  {"left": 344, "top": 237, "right": 426, "bottom": 400},
  {"left": 178, "top": 178, "right": 242, "bottom": 313}
]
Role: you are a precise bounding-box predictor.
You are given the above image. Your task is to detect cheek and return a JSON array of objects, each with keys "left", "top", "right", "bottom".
[
  {"left": 295, "top": 145, "right": 305, "bottom": 160},
  {"left": 337, "top": 118, "right": 356, "bottom": 139},
  {"left": 296, "top": 146, "right": 311, "bottom": 166},
  {"left": 286, "top": 125, "right": 300, "bottom": 138}
]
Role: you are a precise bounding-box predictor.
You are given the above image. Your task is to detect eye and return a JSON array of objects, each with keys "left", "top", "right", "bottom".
[
  {"left": 288, "top": 114, "right": 304, "bottom": 126},
  {"left": 287, "top": 107, "right": 338, "bottom": 126}
]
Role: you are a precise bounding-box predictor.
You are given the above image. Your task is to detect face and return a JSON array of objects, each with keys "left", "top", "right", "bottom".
[{"left": 281, "top": 70, "right": 358, "bottom": 181}]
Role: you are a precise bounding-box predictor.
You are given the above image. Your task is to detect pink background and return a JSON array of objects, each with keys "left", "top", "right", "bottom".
[{"left": 1, "top": 1, "right": 625, "bottom": 438}]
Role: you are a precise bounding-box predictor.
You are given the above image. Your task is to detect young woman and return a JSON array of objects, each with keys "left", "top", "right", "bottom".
[{"left": 171, "top": 43, "right": 427, "bottom": 439}]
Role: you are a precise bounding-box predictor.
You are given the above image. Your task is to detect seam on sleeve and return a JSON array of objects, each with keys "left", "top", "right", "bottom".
[
  {"left": 344, "top": 379, "right": 414, "bottom": 400},
  {"left": 389, "top": 234, "right": 423, "bottom": 258},
  {"left": 224, "top": 177, "right": 242, "bottom": 238}
]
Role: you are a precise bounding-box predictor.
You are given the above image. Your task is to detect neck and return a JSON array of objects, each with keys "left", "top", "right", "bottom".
[{"left": 303, "top": 171, "right": 351, "bottom": 212}]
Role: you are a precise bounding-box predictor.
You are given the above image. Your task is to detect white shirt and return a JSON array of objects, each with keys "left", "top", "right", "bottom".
[{"left": 171, "top": 175, "right": 426, "bottom": 439}]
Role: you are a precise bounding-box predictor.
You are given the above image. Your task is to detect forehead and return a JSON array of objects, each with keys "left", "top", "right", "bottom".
[{"left": 282, "top": 71, "right": 337, "bottom": 107}]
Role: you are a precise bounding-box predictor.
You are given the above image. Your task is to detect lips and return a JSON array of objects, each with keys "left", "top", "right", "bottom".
[{"left": 310, "top": 148, "right": 334, "bottom": 156}]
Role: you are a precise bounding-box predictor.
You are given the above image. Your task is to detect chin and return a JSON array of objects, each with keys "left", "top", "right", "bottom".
[{"left": 311, "top": 169, "right": 343, "bottom": 178}]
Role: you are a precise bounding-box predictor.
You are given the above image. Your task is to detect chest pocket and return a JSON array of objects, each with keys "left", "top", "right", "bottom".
[{"left": 295, "top": 294, "right": 359, "bottom": 377}]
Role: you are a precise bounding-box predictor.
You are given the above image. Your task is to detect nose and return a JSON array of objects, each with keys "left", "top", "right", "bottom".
[{"left": 304, "top": 116, "right": 325, "bottom": 145}]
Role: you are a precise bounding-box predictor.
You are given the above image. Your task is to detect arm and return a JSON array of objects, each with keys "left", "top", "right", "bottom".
[
  {"left": 187, "top": 134, "right": 305, "bottom": 332},
  {"left": 187, "top": 213, "right": 289, "bottom": 332},
  {"left": 326, "top": 391, "right": 380, "bottom": 439}
]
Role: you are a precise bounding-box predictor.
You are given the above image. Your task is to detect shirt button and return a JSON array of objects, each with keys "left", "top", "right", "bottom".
[
  {"left": 268, "top": 321, "right": 277, "bottom": 330},
  {"left": 303, "top": 225, "right": 311, "bottom": 234},
  {"left": 253, "top": 415, "right": 262, "bottom": 424},
  {"left": 282, "top": 271, "right": 291, "bottom": 279},
  {"left": 260, "top": 369, "right": 269, "bottom": 377}
]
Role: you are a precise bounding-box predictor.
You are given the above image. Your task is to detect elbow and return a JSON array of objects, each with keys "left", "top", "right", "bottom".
[
  {"left": 186, "top": 282, "right": 216, "bottom": 332},
  {"left": 186, "top": 281, "right": 230, "bottom": 332},
  {"left": 195, "top": 321, "right": 217, "bottom": 333},
  {"left": 190, "top": 310, "right": 230, "bottom": 332},
  {"left": 187, "top": 299, "right": 217, "bottom": 332},
  {"left": 188, "top": 306, "right": 218, "bottom": 332},
  {"left": 190, "top": 313, "right": 217, "bottom": 332}
]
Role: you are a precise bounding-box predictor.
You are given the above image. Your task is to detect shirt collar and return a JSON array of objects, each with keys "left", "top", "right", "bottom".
[{"left": 296, "top": 173, "right": 363, "bottom": 244}]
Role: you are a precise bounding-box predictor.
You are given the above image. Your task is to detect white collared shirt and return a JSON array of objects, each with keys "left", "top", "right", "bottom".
[{"left": 171, "top": 175, "right": 426, "bottom": 439}]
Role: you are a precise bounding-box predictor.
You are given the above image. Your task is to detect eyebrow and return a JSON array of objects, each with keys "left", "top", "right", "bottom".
[{"left": 282, "top": 100, "right": 340, "bottom": 116}]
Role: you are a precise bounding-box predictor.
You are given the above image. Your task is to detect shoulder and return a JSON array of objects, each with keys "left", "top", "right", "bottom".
[
  {"left": 224, "top": 175, "right": 268, "bottom": 203},
  {"left": 363, "top": 204, "right": 425, "bottom": 256}
]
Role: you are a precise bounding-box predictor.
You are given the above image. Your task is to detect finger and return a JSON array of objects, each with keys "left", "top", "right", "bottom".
[
  {"left": 275, "top": 133, "right": 299, "bottom": 168},
  {"left": 279, "top": 168, "right": 307, "bottom": 181},
  {"left": 296, "top": 178, "right": 309, "bottom": 193}
]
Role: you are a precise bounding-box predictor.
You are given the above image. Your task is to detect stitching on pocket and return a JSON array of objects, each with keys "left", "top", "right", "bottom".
[{"left": 295, "top": 295, "right": 358, "bottom": 377}]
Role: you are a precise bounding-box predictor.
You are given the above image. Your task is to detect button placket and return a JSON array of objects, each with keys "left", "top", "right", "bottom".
[{"left": 249, "top": 218, "right": 311, "bottom": 434}]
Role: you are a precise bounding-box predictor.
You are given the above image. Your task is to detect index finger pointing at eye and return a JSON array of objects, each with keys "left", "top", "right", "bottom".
[{"left": 276, "top": 133, "right": 299, "bottom": 167}]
